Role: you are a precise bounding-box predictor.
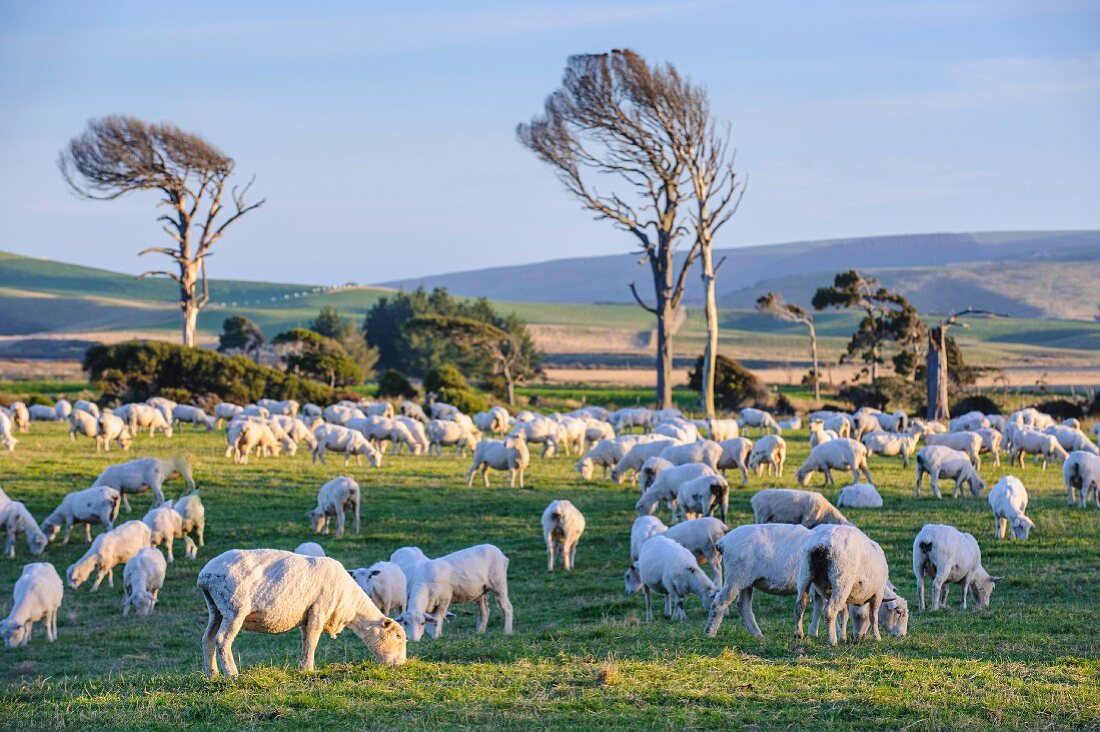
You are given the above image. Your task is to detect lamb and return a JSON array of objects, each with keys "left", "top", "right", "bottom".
[
  {"left": 67, "top": 520, "right": 153, "bottom": 591},
  {"left": 127, "top": 403, "right": 174, "bottom": 438},
  {"left": 794, "top": 524, "right": 892, "bottom": 645},
  {"left": 861, "top": 431, "right": 919, "bottom": 468},
  {"left": 659, "top": 440, "right": 723, "bottom": 471},
  {"left": 707, "top": 418, "right": 740, "bottom": 442},
  {"left": 308, "top": 476, "right": 361, "bottom": 535},
  {"left": 836, "top": 482, "right": 883, "bottom": 509},
  {"left": 172, "top": 404, "right": 216, "bottom": 431},
  {"left": 716, "top": 437, "right": 753, "bottom": 485},
  {"left": 1008, "top": 428, "right": 1069, "bottom": 470},
  {"left": 2, "top": 501, "right": 48, "bottom": 559},
  {"left": 198, "top": 549, "right": 407, "bottom": 676},
  {"left": 92, "top": 456, "right": 194, "bottom": 512},
  {"left": 610, "top": 438, "right": 677, "bottom": 485},
  {"left": 989, "top": 476, "right": 1034, "bottom": 540},
  {"left": 0, "top": 562, "right": 63, "bottom": 647},
  {"left": 913, "top": 524, "right": 1001, "bottom": 611},
  {"left": 397, "top": 544, "right": 513, "bottom": 640},
  {"left": 294, "top": 542, "right": 325, "bottom": 557},
  {"left": 143, "top": 505, "right": 189, "bottom": 562},
  {"left": 635, "top": 463, "right": 717, "bottom": 520},
  {"left": 926, "top": 431, "right": 983, "bottom": 468},
  {"left": 214, "top": 402, "right": 243, "bottom": 427},
  {"left": 809, "top": 420, "right": 838, "bottom": 448},
  {"left": 675, "top": 473, "right": 730, "bottom": 523},
  {"left": 748, "top": 435, "right": 787, "bottom": 477},
  {"left": 1045, "top": 424, "right": 1099, "bottom": 456},
  {"left": 428, "top": 418, "right": 479, "bottom": 458},
  {"left": 975, "top": 427, "right": 1004, "bottom": 466},
  {"left": 41, "top": 486, "right": 121, "bottom": 544},
  {"left": 95, "top": 412, "right": 133, "bottom": 452},
  {"left": 122, "top": 547, "right": 167, "bottom": 616},
  {"left": 466, "top": 433, "right": 530, "bottom": 488},
  {"left": 541, "top": 499, "right": 586, "bottom": 572},
  {"left": 751, "top": 488, "right": 850, "bottom": 528},
  {"left": 794, "top": 438, "right": 872, "bottom": 487},
  {"left": 738, "top": 408, "right": 781, "bottom": 435},
  {"left": 1063, "top": 451, "right": 1100, "bottom": 507},
  {"left": 350, "top": 561, "right": 407, "bottom": 615},
  {"left": 0, "top": 411, "right": 15, "bottom": 453},
  {"left": 312, "top": 424, "right": 382, "bottom": 467},
  {"left": 914, "top": 445, "right": 985, "bottom": 499},
  {"left": 68, "top": 409, "right": 99, "bottom": 443},
  {"left": 637, "top": 535, "right": 717, "bottom": 622}
]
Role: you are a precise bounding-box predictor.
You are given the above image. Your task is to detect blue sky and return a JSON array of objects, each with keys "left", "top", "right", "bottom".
[{"left": 1, "top": 0, "right": 1097, "bottom": 284}]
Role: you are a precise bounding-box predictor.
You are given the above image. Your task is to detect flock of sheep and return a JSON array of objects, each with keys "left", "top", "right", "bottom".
[{"left": 1, "top": 394, "right": 1098, "bottom": 677}]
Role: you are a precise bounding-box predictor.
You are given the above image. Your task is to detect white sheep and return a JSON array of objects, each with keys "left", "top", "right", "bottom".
[
  {"left": 582, "top": 419, "right": 616, "bottom": 450},
  {"left": 822, "top": 414, "right": 853, "bottom": 438},
  {"left": 198, "top": 549, "right": 407, "bottom": 676},
  {"left": 1009, "top": 428, "right": 1069, "bottom": 470},
  {"left": 233, "top": 421, "right": 292, "bottom": 463},
  {"left": 145, "top": 397, "right": 174, "bottom": 424},
  {"left": 312, "top": 424, "right": 382, "bottom": 467},
  {"left": 926, "top": 431, "right": 983, "bottom": 469},
  {"left": 738, "top": 408, "right": 781, "bottom": 435},
  {"left": 637, "top": 535, "right": 717, "bottom": 622},
  {"left": 1, "top": 501, "right": 48, "bottom": 559},
  {"left": 41, "top": 486, "right": 122, "bottom": 544},
  {"left": 398, "top": 544, "right": 513, "bottom": 641},
  {"left": 751, "top": 488, "right": 850, "bottom": 528},
  {"left": 874, "top": 410, "right": 908, "bottom": 432},
  {"left": 808, "top": 420, "right": 838, "bottom": 449},
  {"left": 653, "top": 420, "right": 699, "bottom": 444},
  {"left": 716, "top": 437, "right": 753, "bottom": 485},
  {"left": 675, "top": 474, "right": 730, "bottom": 523},
  {"left": 610, "top": 438, "right": 677, "bottom": 485},
  {"left": 92, "top": 456, "right": 194, "bottom": 512},
  {"left": 836, "top": 482, "right": 883, "bottom": 509},
  {"left": 294, "top": 542, "right": 325, "bottom": 557},
  {"left": 625, "top": 516, "right": 727, "bottom": 592},
  {"left": 989, "top": 476, "right": 1033, "bottom": 540},
  {"left": 0, "top": 411, "right": 16, "bottom": 453},
  {"left": 400, "top": 401, "right": 429, "bottom": 423},
  {"left": 214, "top": 402, "right": 244, "bottom": 427},
  {"left": 510, "top": 418, "right": 561, "bottom": 458},
  {"left": 638, "top": 457, "right": 674, "bottom": 493},
  {"left": 389, "top": 546, "right": 431, "bottom": 585},
  {"left": 861, "top": 431, "right": 919, "bottom": 468},
  {"left": 914, "top": 445, "right": 985, "bottom": 499},
  {"left": 67, "top": 520, "right": 152, "bottom": 591},
  {"left": 748, "top": 435, "right": 787, "bottom": 477},
  {"left": 143, "top": 505, "right": 190, "bottom": 562},
  {"left": 428, "top": 419, "right": 479, "bottom": 458},
  {"left": 95, "top": 412, "right": 133, "bottom": 452},
  {"left": 1063, "top": 451, "right": 1100, "bottom": 507},
  {"left": 68, "top": 410, "right": 99, "bottom": 443},
  {"left": 428, "top": 401, "right": 461, "bottom": 420},
  {"left": 174, "top": 491, "right": 205, "bottom": 554},
  {"left": 975, "top": 427, "right": 1004, "bottom": 466},
  {"left": 394, "top": 415, "right": 430, "bottom": 454},
  {"left": 575, "top": 439, "right": 630, "bottom": 481},
  {"left": 127, "top": 403, "right": 174, "bottom": 438},
  {"left": 852, "top": 411, "right": 882, "bottom": 439},
  {"left": 308, "top": 476, "right": 361, "bottom": 535},
  {"left": 466, "top": 433, "right": 530, "bottom": 488},
  {"left": 707, "top": 418, "right": 740, "bottom": 442},
  {"left": 122, "top": 547, "right": 167, "bottom": 616},
  {"left": 913, "top": 523, "right": 1001, "bottom": 611},
  {"left": 541, "top": 499, "right": 586, "bottom": 572},
  {"left": 350, "top": 561, "right": 407, "bottom": 616},
  {"left": 9, "top": 402, "right": 29, "bottom": 433},
  {"left": 609, "top": 407, "right": 653, "bottom": 434},
  {"left": 778, "top": 416, "right": 802, "bottom": 431},
  {"left": 950, "top": 411, "right": 990, "bottom": 432},
  {"left": 0, "top": 562, "right": 63, "bottom": 647},
  {"left": 635, "top": 463, "right": 716, "bottom": 520},
  {"left": 659, "top": 440, "right": 723, "bottom": 471},
  {"left": 172, "top": 404, "right": 216, "bottom": 431},
  {"left": 1045, "top": 424, "right": 1099, "bottom": 456},
  {"left": 28, "top": 404, "right": 61, "bottom": 421},
  {"left": 795, "top": 438, "right": 872, "bottom": 487}
]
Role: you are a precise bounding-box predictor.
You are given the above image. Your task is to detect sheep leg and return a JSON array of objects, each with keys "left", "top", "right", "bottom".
[
  {"left": 49, "top": 608, "right": 57, "bottom": 642},
  {"left": 823, "top": 467, "right": 834, "bottom": 487},
  {"left": 465, "top": 464, "right": 477, "bottom": 487},
  {"left": 546, "top": 535, "right": 555, "bottom": 572},
  {"left": 793, "top": 579, "right": 813, "bottom": 639},
  {"left": 475, "top": 595, "right": 490, "bottom": 633},
  {"left": 90, "top": 565, "right": 110, "bottom": 592},
  {"left": 643, "top": 587, "right": 654, "bottom": 623},
  {"left": 567, "top": 540, "right": 577, "bottom": 572},
  {"left": 122, "top": 494, "right": 132, "bottom": 513},
  {"left": 481, "top": 466, "right": 490, "bottom": 488},
  {"left": 335, "top": 510, "right": 345, "bottom": 537},
  {"left": 825, "top": 591, "right": 850, "bottom": 646},
  {"left": 509, "top": 467, "right": 517, "bottom": 488},
  {"left": 430, "top": 602, "right": 449, "bottom": 639},
  {"left": 299, "top": 610, "right": 323, "bottom": 672},
  {"left": 215, "top": 609, "right": 246, "bottom": 677},
  {"left": 931, "top": 572, "right": 949, "bottom": 611},
  {"left": 739, "top": 463, "right": 749, "bottom": 485},
  {"left": 739, "top": 587, "right": 764, "bottom": 638},
  {"left": 929, "top": 475, "right": 942, "bottom": 500},
  {"left": 165, "top": 538, "right": 174, "bottom": 563},
  {"left": 995, "top": 517, "right": 1006, "bottom": 539},
  {"left": 352, "top": 499, "right": 360, "bottom": 535},
  {"left": 868, "top": 595, "right": 882, "bottom": 641},
  {"left": 961, "top": 580, "right": 970, "bottom": 610}
]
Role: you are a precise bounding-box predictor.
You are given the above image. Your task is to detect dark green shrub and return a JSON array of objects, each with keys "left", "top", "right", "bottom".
[
  {"left": 159, "top": 387, "right": 193, "bottom": 404},
  {"left": 839, "top": 376, "right": 923, "bottom": 413},
  {"left": 27, "top": 394, "right": 53, "bottom": 407},
  {"left": 424, "top": 364, "right": 469, "bottom": 394},
  {"left": 377, "top": 369, "right": 419, "bottom": 399},
  {"left": 435, "top": 386, "right": 488, "bottom": 415},
  {"left": 686, "top": 354, "right": 766, "bottom": 410},
  {"left": 1036, "top": 399, "right": 1084, "bottom": 421},
  {"left": 951, "top": 395, "right": 1001, "bottom": 416}
]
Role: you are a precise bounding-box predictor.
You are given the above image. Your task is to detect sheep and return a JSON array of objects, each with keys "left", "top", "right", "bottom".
[
  {"left": 639, "top": 456, "right": 675, "bottom": 494},
  {"left": 145, "top": 397, "right": 174, "bottom": 424},
  {"left": 989, "top": 476, "right": 1033, "bottom": 540},
  {"left": 270, "top": 415, "right": 319, "bottom": 451},
  {"left": 637, "top": 535, "right": 717, "bottom": 622},
  {"left": 389, "top": 546, "right": 431, "bottom": 585},
  {"left": 809, "top": 420, "right": 838, "bottom": 448},
  {"left": 926, "top": 431, "right": 983, "bottom": 469},
  {"left": 554, "top": 416, "right": 589, "bottom": 456},
  {"left": 611, "top": 438, "right": 677, "bottom": 485},
  {"left": 68, "top": 409, "right": 99, "bottom": 443},
  {"left": 312, "top": 424, "right": 382, "bottom": 467},
  {"left": 67, "top": 520, "right": 152, "bottom": 591},
  {"left": 950, "top": 410, "right": 991, "bottom": 432},
  {"left": 635, "top": 463, "right": 716, "bottom": 520},
  {"left": 427, "top": 418, "right": 479, "bottom": 458},
  {"left": 717, "top": 437, "right": 753, "bottom": 485},
  {"left": 323, "top": 404, "right": 363, "bottom": 425},
  {"left": 466, "top": 433, "right": 530, "bottom": 488},
  {"left": 582, "top": 418, "right": 616, "bottom": 450},
  {"left": 398, "top": 544, "right": 513, "bottom": 641},
  {"left": 0, "top": 563, "right": 63, "bottom": 647},
  {"left": 393, "top": 415, "right": 430, "bottom": 454},
  {"left": 653, "top": 420, "right": 699, "bottom": 444},
  {"left": 170, "top": 491, "right": 204, "bottom": 556},
  {"left": 861, "top": 431, "right": 919, "bottom": 468},
  {"left": 909, "top": 418, "right": 948, "bottom": 436},
  {"left": 541, "top": 499, "right": 586, "bottom": 572},
  {"left": 41, "top": 486, "right": 121, "bottom": 544},
  {"left": 795, "top": 438, "right": 872, "bottom": 487},
  {"left": 1063, "top": 451, "right": 1100, "bottom": 507},
  {"left": 659, "top": 440, "right": 723, "bottom": 471},
  {"left": 569, "top": 405, "right": 610, "bottom": 421},
  {"left": 9, "top": 402, "right": 30, "bottom": 432},
  {"left": 836, "top": 482, "right": 883, "bottom": 509},
  {"left": 400, "top": 400, "right": 429, "bottom": 424},
  {"left": 748, "top": 435, "right": 787, "bottom": 477},
  {"left": 874, "top": 410, "right": 908, "bottom": 433},
  {"left": 608, "top": 407, "right": 653, "bottom": 434},
  {"left": 738, "top": 408, "right": 781, "bottom": 435},
  {"left": 198, "top": 549, "right": 406, "bottom": 676},
  {"left": 28, "top": 404, "right": 61, "bottom": 421},
  {"left": 675, "top": 474, "right": 730, "bottom": 523},
  {"left": 627, "top": 516, "right": 668, "bottom": 579},
  {"left": 122, "top": 547, "right": 167, "bottom": 616},
  {"left": 624, "top": 516, "right": 727, "bottom": 592},
  {"left": 575, "top": 439, "right": 626, "bottom": 481},
  {"left": 92, "top": 456, "right": 194, "bottom": 512},
  {"left": 913, "top": 523, "right": 1001, "bottom": 611},
  {"left": 852, "top": 412, "right": 883, "bottom": 439},
  {"left": 127, "top": 403, "right": 174, "bottom": 438},
  {"left": 350, "top": 561, "right": 407, "bottom": 616},
  {"left": 778, "top": 416, "right": 802, "bottom": 431},
  {"left": 266, "top": 399, "right": 301, "bottom": 417},
  {"left": 822, "top": 414, "right": 853, "bottom": 438},
  {"left": 1009, "top": 407, "right": 1055, "bottom": 430},
  {"left": 751, "top": 488, "right": 850, "bottom": 528},
  {"left": 143, "top": 505, "right": 190, "bottom": 562},
  {"left": 96, "top": 412, "right": 133, "bottom": 452},
  {"left": 231, "top": 420, "right": 285, "bottom": 463},
  {"left": 428, "top": 401, "right": 461, "bottom": 420},
  {"left": 1, "top": 502, "right": 48, "bottom": 559},
  {"left": 1045, "top": 424, "right": 1099, "bottom": 456},
  {"left": 0, "top": 411, "right": 16, "bottom": 453},
  {"left": 172, "top": 404, "right": 216, "bottom": 431},
  {"left": 974, "top": 427, "right": 1004, "bottom": 466},
  {"left": 473, "top": 408, "right": 508, "bottom": 435},
  {"left": 707, "top": 418, "right": 740, "bottom": 442},
  {"left": 214, "top": 402, "right": 244, "bottom": 427},
  {"left": 914, "top": 445, "right": 985, "bottom": 499},
  {"left": 308, "top": 476, "right": 361, "bottom": 535},
  {"left": 794, "top": 524, "right": 892, "bottom": 645},
  {"left": 294, "top": 542, "right": 325, "bottom": 557},
  {"left": 510, "top": 418, "right": 561, "bottom": 458}
]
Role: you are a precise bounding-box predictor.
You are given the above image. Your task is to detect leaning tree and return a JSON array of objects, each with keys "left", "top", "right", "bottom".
[
  {"left": 59, "top": 116, "right": 264, "bottom": 347},
  {"left": 756, "top": 292, "right": 820, "bottom": 402},
  {"left": 926, "top": 307, "right": 1001, "bottom": 421},
  {"left": 518, "top": 50, "right": 700, "bottom": 409}
]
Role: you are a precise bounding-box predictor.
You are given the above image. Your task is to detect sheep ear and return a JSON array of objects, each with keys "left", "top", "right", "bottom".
[
  {"left": 445, "top": 611, "right": 456, "bottom": 619},
  {"left": 990, "top": 575, "right": 1004, "bottom": 583},
  {"left": 882, "top": 595, "right": 898, "bottom": 603},
  {"left": 369, "top": 569, "right": 382, "bottom": 577},
  {"left": 422, "top": 612, "right": 437, "bottom": 623}
]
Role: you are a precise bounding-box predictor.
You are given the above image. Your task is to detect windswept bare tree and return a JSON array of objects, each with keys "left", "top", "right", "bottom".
[
  {"left": 59, "top": 116, "right": 264, "bottom": 347},
  {"left": 926, "top": 307, "right": 1001, "bottom": 421},
  {"left": 756, "top": 292, "right": 820, "bottom": 402},
  {"left": 518, "top": 50, "right": 700, "bottom": 409}
]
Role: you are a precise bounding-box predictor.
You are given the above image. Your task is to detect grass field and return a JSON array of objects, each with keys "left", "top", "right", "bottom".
[{"left": 0, "top": 422, "right": 1098, "bottom": 730}]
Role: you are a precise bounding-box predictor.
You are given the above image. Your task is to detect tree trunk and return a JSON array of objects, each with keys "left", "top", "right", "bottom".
[
  {"left": 700, "top": 248, "right": 718, "bottom": 419},
  {"left": 808, "top": 322, "right": 820, "bottom": 403},
  {"left": 179, "top": 258, "right": 201, "bottom": 348},
  {"left": 655, "top": 298, "right": 673, "bottom": 410},
  {"left": 926, "top": 326, "right": 950, "bottom": 421},
  {"left": 504, "top": 369, "right": 516, "bottom": 407},
  {"left": 181, "top": 302, "right": 199, "bottom": 348}
]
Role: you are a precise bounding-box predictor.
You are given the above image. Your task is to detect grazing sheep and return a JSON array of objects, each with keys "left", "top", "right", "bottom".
[
  {"left": 914, "top": 445, "right": 985, "bottom": 499},
  {"left": 638, "top": 457, "right": 674, "bottom": 493},
  {"left": 1009, "top": 428, "right": 1069, "bottom": 470},
  {"left": 861, "top": 431, "right": 919, "bottom": 468},
  {"left": 28, "top": 404, "right": 61, "bottom": 421},
  {"left": 852, "top": 412, "right": 882, "bottom": 440},
  {"left": 610, "top": 438, "right": 677, "bottom": 485},
  {"left": 68, "top": 410, "right": 99, "bottom": 443},
  {"left": 393, "top": 415, "right": 430, "bottom": 455},
  {"left": 509, "top": 418, "right": 562, "bottom": 458},
  {"left": 637, "top": 535, "right": 717, "bottom": 622},
  {"left": 874, "top": 410, "right": 908, "bottom": 433},
  {"left": 575, "top": 439, "right": 631, "bottom": 481},
  {"left": 9, "top": 402, "right": 29, "bottom": 433},
  {"left": 836, "top": 482, "right": 883, "bottom": 509},
  {"left": 41, "top": 486, "right": 122, "bottom": 544},
  {"left": 172, "top": 405, "right": 216, "bottom": 431},
  {"left": 466, "top": 434, "right": 530, "bottom": 488},
  {"left": 751, "top": 488, "right": 850, "bottom": 528},
  {"left": 626, "top": 515, "right": 669, "bottom": 586},
  {"left": 350, "top": 561, "right": 407, "bottom": 616},
  {"left": 778, "top": 416, "right": 802, "bottom": 431},
  {"left": 174, "top": 492, "right": 205, "bottom": 555},
  {"left": 809, "top": 420, "right": 839, "bottom": 448},
  {"left": 398, "top": 544, "right": 513, "bottom": 641},
  {"left": 127, "top": 403, "right": 174, "bottom": 438},
  {"left": 214, "top": 402, "right": 244, "bottom": 427},
  {"left": 92, "top": 457, "right": 194, "bottom": 512},
  {"left": 707, "top": 418, "right": 740, "bottom": 442},
  {"left": 989, "top": 476, "right": 1033, "bottom": 540},
  {"left": 748, "top": 435, "right": 787, "bottom": 477},
  {"left": 308, "top": 476, "right": 361, "bottom": 535},
  {"left": 822, "top": 414, "right": 853, "bottom": 438},
  {"left": 653, "top": 420, "right": 699, "bottom": 444},
  {"left": 926, "top": 431, "right": 983, "bottom": 469},
  {"left": 67, "top": 520, "right": 153, "bottom": 591},
  {"left": 913, "top": 524, "right": 1000, "bottom": 611},
  {"left": 950, "top": 411, "right": 990, "bottom": 433},
  {"left": 234, "top": 421, "right": 290, "bottom": 463},
  {"left": 1045, "top": 424, "right": 1099, "bottom": 456},
  {"left": 143, "top": 505, "right": 188, "bottom": 562},
  {"left": 974, "top": 427, "right": 1004, "bottom": 466},
  {"left": 323, "top": 404, "right": 363, "bottom": 425},
  {"left": 1, "top": 502, "right": 48, "bottom": 559},
  {"left": 582, "top": 419, "right": 616, "bottom": 450},
  {"left": 95, "top": 412, "right": 133, "bottom": 452},
  {"left": 717, "top": 437, "right": 753, "bottom": 485},
  {"left": 541, "top": 499, "right": 586, "bottom": 572},
  {"left": 794, "top": 524, "right": 892, "bottom": 645},
  {"left": 795, "top": 439, "right": 872, "bottom": 487},
  {"left": 198, "top": 549, "right": 407, "bottom": 676},
  {"left": 428, "top": 401, "right": 461, "bottom": 420},
  {"left": 625, "top": 516, "right": 727, "bottom": 591},
  {"left": 389, "top": 546, "right": 431, "bottom": 585},
  {"left": 569, "top": 406, "right": 610, "bottom": 421},
  {"left": 675, "top": 474, "right": 730, "bottom": 523},
  {"left": 0, "top": 562, "right": 63, "bottom": 647},
  {"left": 122, "top": 547, "right": 167, "bottom": 616},
  {"left": 427, "top": 419, "right": 480, "bottom": 458},
  {"left": 659, "top": 440, "right": 723, "bottom": 471},
  {"left": 474, "top": 407, "right": 509, "bottom": 435},
  {"left": 312, "top": 424, "right": 382, "bottom": 467},
  {"left": 145, "top": 397, "right": 174, "bottom": 424},
  {"left": 264, "top": 399, "right": 301, "bottom": 417},
  {"left": 0, "top": 411, "right": 16, "bottom": 453},
  {"left": 738, "top": 408, "right": 781, "bottom": 435},
  {"left": 1063, "top": 451, "right": 1100, "bottom": 507},
  {"left": 399, "top": 401, "right": 429, "bottom": 424},
  {"left": 294, "top": 542, "right": 325, "bottom": 557},
  {"left": 609, "top": 407, "right": 653, "bottom": 434},
  {"left": 635, "top": 463, "right": 717, "bottom": 521}
]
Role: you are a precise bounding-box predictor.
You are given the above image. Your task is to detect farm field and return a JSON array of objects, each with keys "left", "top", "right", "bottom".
[{"left": 0, "top": 423, "right": 1098, "bottom": 730}]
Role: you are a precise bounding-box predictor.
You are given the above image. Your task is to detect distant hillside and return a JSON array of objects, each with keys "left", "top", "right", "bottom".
[{"left": 382, "top": 230, "right": 1100, "bottom": 319}]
